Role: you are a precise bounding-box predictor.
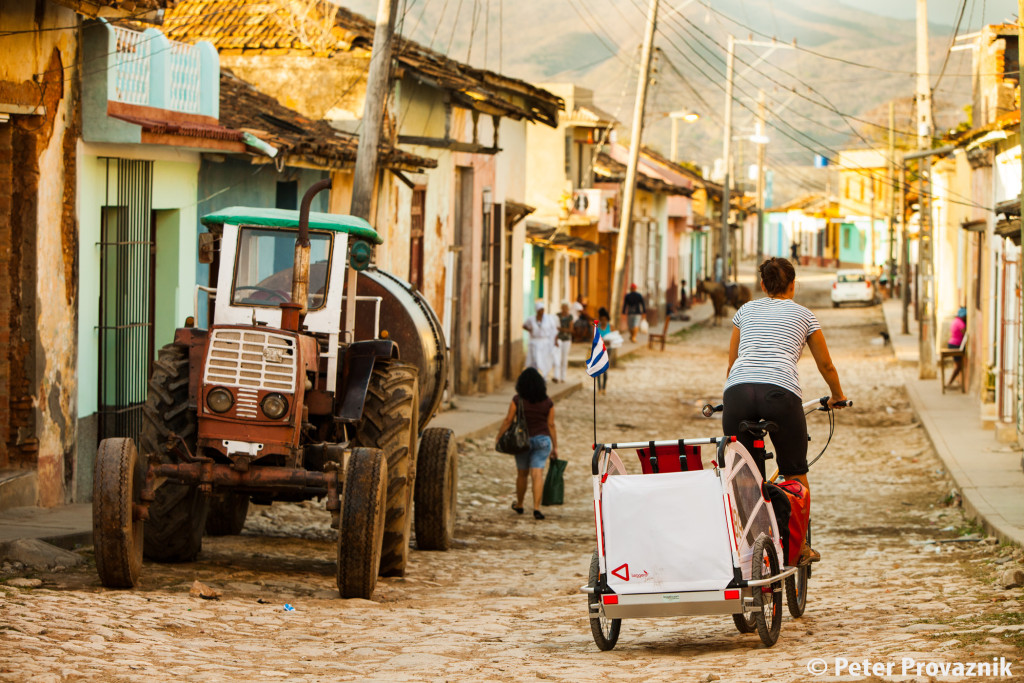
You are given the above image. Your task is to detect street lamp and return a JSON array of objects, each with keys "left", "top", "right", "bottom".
[{"left": 669, "top": 110, "right": 700, "bottom": 162}]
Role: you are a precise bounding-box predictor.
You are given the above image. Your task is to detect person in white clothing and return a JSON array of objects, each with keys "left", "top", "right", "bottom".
[
  {"left": 523, "top": 300, "right": 558, "bottom": 378},
  {"left": 553, "top": 301, "right": 574, "bottom": 383}
]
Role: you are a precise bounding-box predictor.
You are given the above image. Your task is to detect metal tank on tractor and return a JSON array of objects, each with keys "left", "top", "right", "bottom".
[{"left": 91, "top": 181, "right": 457, "bottom": 599}]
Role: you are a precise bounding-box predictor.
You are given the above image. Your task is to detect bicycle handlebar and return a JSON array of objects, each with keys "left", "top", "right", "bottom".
[{"left": 702, "top": 396, "right": 852, "bottom": 417}]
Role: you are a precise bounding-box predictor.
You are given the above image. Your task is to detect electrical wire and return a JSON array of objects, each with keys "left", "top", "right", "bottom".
[
  {"left": 933, "top": 0, "right": 969, "bottom": 93},
  {"left": 638, "top": 2, "right": 993, "bottom": 212}
]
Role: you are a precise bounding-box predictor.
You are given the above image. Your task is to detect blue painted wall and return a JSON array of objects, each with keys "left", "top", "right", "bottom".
[{"left": 838, "top": 222, "right": 866, "bottom": 265}]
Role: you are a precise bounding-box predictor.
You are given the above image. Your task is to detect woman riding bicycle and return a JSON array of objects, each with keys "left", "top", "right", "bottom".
[{"left": 722, "top": 257, "right": 847, "bottom": 566}]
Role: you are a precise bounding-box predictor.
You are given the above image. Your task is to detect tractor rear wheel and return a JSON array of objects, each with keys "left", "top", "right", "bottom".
[
  {"left": 140, "top": 342, "right": 209, "bottom": 562},
  {"left": 93, "top": 437, "right": 144, "bottom": 588},
  {"left": 355, "top": 360, "right": 418, "bottom": 577},
  {"left": 337, "top": 447, "right": 388, "bottom": 599},
  {"left": 414, "top": 427, "right": 458, "bottom": 550},
  {"left": 205, "top": 493, "right": 250, "bottom": 536}
]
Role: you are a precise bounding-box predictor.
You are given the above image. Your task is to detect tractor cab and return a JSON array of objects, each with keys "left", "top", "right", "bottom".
[{"left": 200, "top": 206, "right": 379, "bottom": 338}]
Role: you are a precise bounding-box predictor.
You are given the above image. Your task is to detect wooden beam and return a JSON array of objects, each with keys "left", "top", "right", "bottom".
[{"left": 397, "top": 136, "right": 501, "bottom": 155}]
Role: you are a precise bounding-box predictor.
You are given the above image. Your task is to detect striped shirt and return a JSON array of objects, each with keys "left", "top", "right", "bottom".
[{"left": 725, "top": 297, "right": 821, "bottom": 398}]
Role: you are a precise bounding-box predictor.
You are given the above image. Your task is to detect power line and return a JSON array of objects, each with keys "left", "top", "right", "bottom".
[{"left": 933, "top": 0, "right": 969, "bottom": 93}]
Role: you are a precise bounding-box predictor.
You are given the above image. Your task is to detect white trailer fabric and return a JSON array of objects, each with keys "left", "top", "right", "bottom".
[{"left": 601, "top": 470, "right": 736, "bottom": 594}]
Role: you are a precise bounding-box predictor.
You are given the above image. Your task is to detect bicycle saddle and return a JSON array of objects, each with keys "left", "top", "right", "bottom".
[{"left": 737, "top": 419, "right": 778, "bottom": 436}]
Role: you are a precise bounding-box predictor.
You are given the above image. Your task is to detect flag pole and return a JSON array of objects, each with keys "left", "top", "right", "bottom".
[{"left": 593, "top": 376, "right": 597, "bottom": 447}]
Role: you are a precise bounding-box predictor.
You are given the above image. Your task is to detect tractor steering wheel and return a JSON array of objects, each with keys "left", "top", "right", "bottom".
[{"left": 235, "top": 286, "right": 290, "bottom": 304}]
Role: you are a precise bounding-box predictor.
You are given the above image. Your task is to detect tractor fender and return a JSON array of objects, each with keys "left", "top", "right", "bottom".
[{"left": 335, "top": 340, "right": 397, "bottom": 424}]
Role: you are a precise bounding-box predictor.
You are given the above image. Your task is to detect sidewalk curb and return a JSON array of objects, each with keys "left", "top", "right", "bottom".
[{"left": 904, "top": 381, "right": 1023, "bottom": 547}]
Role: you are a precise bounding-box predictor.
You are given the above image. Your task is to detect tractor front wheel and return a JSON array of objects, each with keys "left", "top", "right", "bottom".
[
  {"left": 337, "top": 447, "right": 388, "bottom": 599},
  {"left": 93, "top": 438, "right": 144, "bottom": 588}
]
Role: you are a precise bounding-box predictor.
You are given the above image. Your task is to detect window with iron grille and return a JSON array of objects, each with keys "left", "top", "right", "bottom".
[
  {"left": 98, "top": 158, "right": 154, "bottom": 445},
  {"left": 479, "top": 198, "right": 502, "bottom": 368},
  {"left": 410, "top": 187, "right": 425, "bottom": 290}
]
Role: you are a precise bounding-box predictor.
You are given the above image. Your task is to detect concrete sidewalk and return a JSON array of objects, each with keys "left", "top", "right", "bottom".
[{"left": 882, "top": 300, "right": 1024, "bottom": 546}]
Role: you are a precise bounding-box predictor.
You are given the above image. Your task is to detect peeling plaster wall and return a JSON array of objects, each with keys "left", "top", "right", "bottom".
[
  {"left": 219, "top": 54, "right": 369, "bottom": 122},
  {"left": 0, "top": 2, "right": 80, "bottom": 505}
]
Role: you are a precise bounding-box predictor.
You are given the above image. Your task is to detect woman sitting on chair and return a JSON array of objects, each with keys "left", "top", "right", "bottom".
[{"left": 946, "top": 307, "right": 967, "bottom": 388}]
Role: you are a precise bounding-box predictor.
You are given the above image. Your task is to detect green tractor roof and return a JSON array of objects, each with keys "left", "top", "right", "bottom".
[{"left": 200, "top": 207, "right": 382, "bottom": 245}]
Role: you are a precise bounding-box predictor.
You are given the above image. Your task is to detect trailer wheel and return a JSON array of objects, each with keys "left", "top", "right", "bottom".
[
  {"left": 140, "top": 342, "right": 209, "bottom": 562},
  {"left": 356, "top": 360, "right": 418, "bottom": 577},
  {"left": 93, "top": 438, "right": 145, "bottom": 588},
  {"left": 732, "top": 611, "right": 757, "bottom": 634},
  {"left": 414, "top": 427, "right": 457, "bottom": 551},
  {"left": 205, "top": 493, "right": 250, "bottom": 536},
  {"left": 786, "top": 525, "right": 810, "bottom": 618},
  {"left": 751, "top": 534, "right": 783, "bottom": 647},
  {"left": 588, "top": 550, "right": 621, "bottom": 651},
  {"left": 337, "top": 447, "right": 388, "bottom": 599}
]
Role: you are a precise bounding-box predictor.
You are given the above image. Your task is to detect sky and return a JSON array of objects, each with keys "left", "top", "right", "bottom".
[{"left": 838, "top": 0, "right": 1017, "bottom": 27}]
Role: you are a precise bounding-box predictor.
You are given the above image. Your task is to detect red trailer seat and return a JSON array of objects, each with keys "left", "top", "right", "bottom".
[{"left": 636, "top": 442, "right": 703, "bottom": 474}]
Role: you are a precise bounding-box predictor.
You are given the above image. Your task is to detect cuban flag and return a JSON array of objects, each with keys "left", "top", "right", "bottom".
[{"left": 586, "top": 323, "right": 609, "bottom": 377}]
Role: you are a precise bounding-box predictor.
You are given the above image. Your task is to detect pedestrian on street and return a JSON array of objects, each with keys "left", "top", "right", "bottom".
[
  {"left": 497, "top": 367, "right": 557, "bottom": 520},
  {"left": 595, "top": 307, "right": 612, "bottom": 395},
  {"left": 523, "top": 299, "right": 558, "bottom": 379},
  {"left": 680, "top": 279, "right": 689, "bottom": 311},
  {"left": 946, "top": 307, "right": 967, "bottom": 388},
  {"left": 622, "top": 284, "right": 647, "bottom": 343},
  {"left": 553, "top": 301, "right": 574, "bottom": 384},
  {"left": 714, "top": 253, "right": 724, "bottom": 283},
  {"left": 721, "top": 257, "right": 847, "bottom": 566},
  {"left": 790, "top": 241, "right": 800, "bottom": 261}
]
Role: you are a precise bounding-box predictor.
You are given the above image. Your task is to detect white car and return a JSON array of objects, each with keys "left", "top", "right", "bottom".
[{"left": 831, "top": 270, "right": 876, "bottom": 307}]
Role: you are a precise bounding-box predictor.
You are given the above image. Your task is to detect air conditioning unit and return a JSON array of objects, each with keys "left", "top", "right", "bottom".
[{"left": 571, "top": 188, "right": 618, "bottom": 232}]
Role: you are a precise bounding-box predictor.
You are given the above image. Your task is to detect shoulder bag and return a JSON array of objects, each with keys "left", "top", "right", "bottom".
[{"left": 496, "top": 397, "right": 531, "bottom": 456}]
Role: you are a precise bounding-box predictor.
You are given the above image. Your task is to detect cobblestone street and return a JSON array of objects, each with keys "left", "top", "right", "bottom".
[{"left": 3, "top": 295, "right": 1024, "bottom": 682}]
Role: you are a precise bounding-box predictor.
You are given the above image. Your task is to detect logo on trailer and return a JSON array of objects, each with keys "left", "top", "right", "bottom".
[{"left": 611, "top": 563, "right": 630, "bottom": 581}]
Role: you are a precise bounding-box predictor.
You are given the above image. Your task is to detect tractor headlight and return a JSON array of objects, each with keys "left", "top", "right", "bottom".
[
  {"left": 207, "top": 387, "right": 234, "bottom": 413},
  {"left": 349, "top": 240, "right": 372, "bottom": 271},
  {"left": 261, "top": 393, "right": 289, "bottom": 419}
]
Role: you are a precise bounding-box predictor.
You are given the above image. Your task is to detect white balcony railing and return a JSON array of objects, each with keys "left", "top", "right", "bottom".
[{"left": 103, "top": 21, "right": 218, "bottom": 119}]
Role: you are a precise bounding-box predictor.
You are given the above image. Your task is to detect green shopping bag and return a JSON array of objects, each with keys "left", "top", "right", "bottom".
[{"left": 542, "top": 457, "right": 567, "bottom": 506}]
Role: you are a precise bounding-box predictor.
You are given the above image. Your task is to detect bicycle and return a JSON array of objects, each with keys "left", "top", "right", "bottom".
[{"left": 701, "top": 395, "right": 851, "bottom": 628}]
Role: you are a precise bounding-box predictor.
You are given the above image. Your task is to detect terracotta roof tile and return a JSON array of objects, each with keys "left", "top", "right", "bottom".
[
  {"left": 218, "top": 68, "right": 435, "bottom": 171},
  {"left": 164, "top": 0, "right": 562, "bottom": 126}
]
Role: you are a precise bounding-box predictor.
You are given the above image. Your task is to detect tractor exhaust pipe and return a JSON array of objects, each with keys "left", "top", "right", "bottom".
[{"left": 284, "top": 179, "right": 333, "bottom": 331}]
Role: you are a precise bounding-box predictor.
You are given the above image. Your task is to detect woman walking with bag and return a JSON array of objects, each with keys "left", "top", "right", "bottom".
[{"left": 496, "top": 367, "right": 557, "bottom": 520}]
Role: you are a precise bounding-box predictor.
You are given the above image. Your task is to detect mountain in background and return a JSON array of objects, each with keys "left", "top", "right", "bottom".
[{"left": 344, "top": 0, "right": 989, "bottom": 203}]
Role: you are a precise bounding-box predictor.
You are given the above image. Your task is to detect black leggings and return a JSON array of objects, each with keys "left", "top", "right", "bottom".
[{"left": 723, "top": 383, "right": 808, "bottom": 479}]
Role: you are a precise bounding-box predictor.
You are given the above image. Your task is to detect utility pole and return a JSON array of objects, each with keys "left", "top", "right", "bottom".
[
  {"left": 350, "top": 0, "right": 399, "bottom": 221},
  {"left": 915, "top": 0, "right": 936, "bottom": 379},
  {"left": 755, "top": 89, "right": 766, "bottom": 281},
  {"left": 888, "top": 101, "right": 896, "bottom": 299},
  {"left": 719, "top": 34, "right": 735, "bottom": 284},
  {"left": 1018, "top": 0, "right": 1023, "bottom": 431},
  {"left": 610, "top": 0, "right": 660, "bottom": 323},
  {"left": 900, "top": 164, "right": 909, "bottom": 335}
]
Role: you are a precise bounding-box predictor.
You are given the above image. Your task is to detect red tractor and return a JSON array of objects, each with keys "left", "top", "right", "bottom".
[{"left": 92, "top": 181, "right": 456, "bottom": 599}]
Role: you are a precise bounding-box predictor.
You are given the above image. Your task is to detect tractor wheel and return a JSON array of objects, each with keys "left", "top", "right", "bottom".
[
  {"left": 140, "top": 342, "right": 209, "bottom": 562},
  {"left": 337, "top": 447, "right": 388, "bottom": 599},
  {"left": 355, "top": 360, "right": 418, "bottom": 577},
  {"left": 205, "top": 492, "right": 250, "bottom": 536},
  {"left": 93, "top": 438, "right": 144, "bottom": 588},
  {"left": 414, "top": 427, "right": 458, "bottom": 550}
]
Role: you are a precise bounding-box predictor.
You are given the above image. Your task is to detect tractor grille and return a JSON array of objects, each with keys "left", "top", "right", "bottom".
[{"left": 205, "top": 329, "right": 296, "bottom": 393}]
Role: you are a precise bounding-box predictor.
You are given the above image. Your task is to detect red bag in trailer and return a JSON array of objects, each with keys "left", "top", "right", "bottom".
[{"left": 776, "top": 479, "right": 810, "bottom": 567}]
